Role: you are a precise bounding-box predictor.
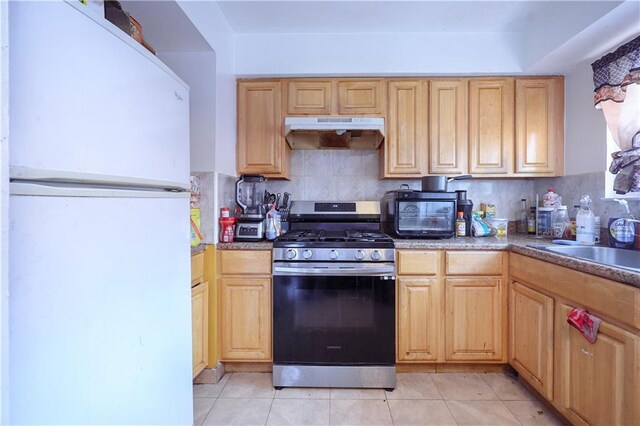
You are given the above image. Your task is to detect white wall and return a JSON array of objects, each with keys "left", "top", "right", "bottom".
[
  {"left": 563, "top": 58, "right": 608, "bottom": 176},
  {"left": 0, "top": 0, "right": 9, "bottom": 422},
  {"left": 159, "top": 51, "right": 217, "bottom": 173},
  {"left": 177, "top": 1, "right": 236, "bottom": 176},
  {"left": 234, "top": 32, "right": 522, "bottom": 76}
]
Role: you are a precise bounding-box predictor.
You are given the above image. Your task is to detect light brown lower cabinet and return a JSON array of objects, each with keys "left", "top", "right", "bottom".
[
  {"left": 445, "top": 278, "right": 504, "bottom": 361},
  {"left": 192, "top": 280, "right": 209, "bottom": 378},
  {"left": 556, "top": 303, "right": 640, "bottom": 426},
  {"left": 396, "top": 250, "right": 506, "bottom": 363},
  {"left": 509, "top": 281, "right": 554, "bottom": 399},
  {"left": 219, "top": 277, "right": 272, "bottom": 361},
  {"left": 397, "top": 278, "right": 442, "bottom": 362}
]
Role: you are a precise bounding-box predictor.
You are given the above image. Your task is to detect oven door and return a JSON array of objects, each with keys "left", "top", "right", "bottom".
[{"left": 273, "top": 263, "right": 395, "bottom": 366}]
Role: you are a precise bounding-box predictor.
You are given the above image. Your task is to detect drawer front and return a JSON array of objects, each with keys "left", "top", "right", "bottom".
[
  {"left": 220, "top": 250, "right": 272, "bottom": 275},
  {"left": 446, "top": 251, "right": 503, "bottom": 276},
  {"left": 191, "top": 252, "right": 204, "bottom": 285},
  {"left": 397, "top": 250, "right": 440, "bottom": 275}
]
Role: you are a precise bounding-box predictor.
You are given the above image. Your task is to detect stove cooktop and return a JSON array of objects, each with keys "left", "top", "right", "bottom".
[
  {"left": 273, "top": 229, "right": 395, "bottom": 251},
  {"left": 276, "top": 229, "right": 393, "bottom": 243}
]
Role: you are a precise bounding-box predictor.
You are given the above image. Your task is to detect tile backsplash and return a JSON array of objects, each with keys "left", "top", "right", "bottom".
[
  {"left": 206, "top": 151, "right": 637, "bottom": 239},
  {"left": 266, "top": 150, "right": 535, "bottom": 220},
  {"left": 533, "top": 171, "right": 640, "bottom": 224}
]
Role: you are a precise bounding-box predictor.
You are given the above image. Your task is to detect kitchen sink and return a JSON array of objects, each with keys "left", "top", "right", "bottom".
[{"left": 530, "top": 245, "right": 640, "bottom": 272}]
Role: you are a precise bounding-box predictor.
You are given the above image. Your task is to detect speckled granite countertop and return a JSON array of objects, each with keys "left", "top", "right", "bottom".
[
  {"left": 216, "top": 241, "right": 273, "bottom": 250},
  {"left": 215, "top": 236, "right": 639, "bottom": 288},
  {"left": 190, "top": 243, "right": 207, "bottom": 255}
]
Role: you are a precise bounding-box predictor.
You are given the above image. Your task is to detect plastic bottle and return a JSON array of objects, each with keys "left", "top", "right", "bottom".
[
  {"left": 570, "top": 205, "right": 580, "bottom": 240},
  {"left": 517, "top": 199, "right": 528, "bottom": 234},
  {"left": 608, "top": 200, "right": 635, "bottom": 249},
  {"left": 551, "top": 206, "right": 571, "bottom": 240},
  {"left": 594, "top": 216, "right": 601, "bottom": 244},
  {"left": 456, "top": 212, "right": 466, "bottom": 237},
  {"left": 527, "top": 207, "right": 536, "bottom": 235},
  {"left": 576, "top": 195, "right": 595, "bottom": 245}
]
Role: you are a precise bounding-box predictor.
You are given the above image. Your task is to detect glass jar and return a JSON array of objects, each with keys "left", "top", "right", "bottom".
[{"left": 551, "top": 206, "right": 571, "bottom": 240}]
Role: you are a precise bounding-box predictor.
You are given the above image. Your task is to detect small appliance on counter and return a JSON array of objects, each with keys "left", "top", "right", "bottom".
[
  {"left": 235, "top": 174, "right": 267, "bottom": 241},
  {"left": 381, "top": 189, "right": 457, "bottom": 238}
]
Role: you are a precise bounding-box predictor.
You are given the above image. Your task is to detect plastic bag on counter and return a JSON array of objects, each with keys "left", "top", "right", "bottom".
[{"left": 472, "top": 212, "right": 497, "bottom": 237}]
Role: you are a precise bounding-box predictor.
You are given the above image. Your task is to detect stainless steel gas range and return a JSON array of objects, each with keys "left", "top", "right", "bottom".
[{"left": 272, "top": 201, "right": 396, "bottom": 390}]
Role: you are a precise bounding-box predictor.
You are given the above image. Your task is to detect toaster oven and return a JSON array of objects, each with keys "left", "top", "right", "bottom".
[{"left": 381, "top": 190, "right": 458, "bottom": 238}]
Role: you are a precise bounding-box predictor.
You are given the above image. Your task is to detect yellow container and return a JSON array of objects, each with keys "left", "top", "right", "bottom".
[{"left": 190, "top": 208, "right": 202, "bottom": 246}]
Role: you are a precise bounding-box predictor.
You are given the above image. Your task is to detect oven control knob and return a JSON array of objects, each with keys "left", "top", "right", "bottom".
[
  {"left": 285, "top": 249, "right": 297, "bottom": 260},
  {"left": 302, "top": 249, "right": 313, "bottom": 260},
  {"left": 354, "top": 250, "right": 365, "bottom": 260},
  {"left": 329, "top": 250, "right": 339, "bottom": 260},
  {"left": 371, "top": 250, "right": 382, "bottom": 261}
]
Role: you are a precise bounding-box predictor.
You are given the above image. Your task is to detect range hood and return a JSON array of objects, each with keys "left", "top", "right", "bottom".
[{"left": 284, "top": 117, "right": 385, "bottom": 150}]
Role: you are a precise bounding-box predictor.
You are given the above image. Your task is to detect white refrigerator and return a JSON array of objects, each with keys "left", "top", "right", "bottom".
[{"left": 8, "top": 1, "right": 193, "bottom": 424}]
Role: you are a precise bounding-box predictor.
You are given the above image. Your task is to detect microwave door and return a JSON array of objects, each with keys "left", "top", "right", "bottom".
[{"left": 398, "top": 201, "right": 455, "bottom": 233}]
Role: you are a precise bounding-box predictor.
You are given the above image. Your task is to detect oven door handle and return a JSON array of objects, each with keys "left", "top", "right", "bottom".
[{"left": 273, "top": 264, "right": 396, "bottom": 277}]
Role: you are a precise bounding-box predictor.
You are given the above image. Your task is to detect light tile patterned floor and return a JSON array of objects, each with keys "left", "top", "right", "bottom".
[{"left": 193, "top": 372, "right": 563, "bottom": 426}]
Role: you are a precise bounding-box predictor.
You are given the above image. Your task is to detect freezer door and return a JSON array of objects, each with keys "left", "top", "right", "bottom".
[
  {"left": 9, "top": 193, "right": 192, "bottom": 424},
  {"left": 9, "top": 1, "right": 189, "bottom": 184}
]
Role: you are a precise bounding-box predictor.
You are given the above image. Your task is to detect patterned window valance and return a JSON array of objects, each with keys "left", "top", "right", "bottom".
[{"left": 592, "top": 35, "right": 640, "bottom": 108}]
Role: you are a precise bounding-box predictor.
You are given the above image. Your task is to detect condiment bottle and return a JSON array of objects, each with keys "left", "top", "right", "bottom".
[
  {"left": 551, "top": 206, "right": 571, "bottom": 240},
  {"left": 527, "top": 207, "right": 536, "bottom": 235},
  {"left": 456, "top": 212, "right": 466, "bottom": 237},
  {"left": 517, "top": 199, "right": 528, "bottom": 234}
]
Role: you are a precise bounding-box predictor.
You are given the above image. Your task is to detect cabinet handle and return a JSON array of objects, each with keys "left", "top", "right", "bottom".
[{"left": 581, "top": 348, "right": 593, "bottom": 356}]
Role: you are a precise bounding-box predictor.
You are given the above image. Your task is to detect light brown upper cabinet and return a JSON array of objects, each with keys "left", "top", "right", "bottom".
[
  {"left": 237, "top": 80, "right": 290, "bottom": 178},
  {"left": 515, "top": 77, "right": 564, "bottom": 176},
  {"left": 287, "top": 80, "right": 333, "bottom": 115},
  {"left": 337, "top": 80, "right": 386, "bottom": 115},
  {"left": 384, "top": 80, "right": 428, "bottom": 177},
  {"left": 469, "top": 78, "right": 515, "bottom": 175},
  {"left": 429, "top": 79, "right": 468, "bottom": 175}
]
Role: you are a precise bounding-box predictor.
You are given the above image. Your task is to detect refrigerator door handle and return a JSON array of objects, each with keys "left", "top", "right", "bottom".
[{"left": 10, "top": 182, "right": 190, "bottom": 198}]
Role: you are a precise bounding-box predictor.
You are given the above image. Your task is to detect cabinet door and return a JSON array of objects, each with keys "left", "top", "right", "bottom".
[
  {"left": 445, "top": 278, "right": 504, "bottom": 361},
  {"left": 509, "top": 281, "right": 554, "bottom": 399},
  {"left": 469, "top": 79, "right": 514, "bottom": 175},
  {"left": 515, "top": 78, "right": 564, "bottom": 175},
  {"left": 397, "top": 278, "right": 442, "bottom": 362},
  {"left": 429, "top": 80, "right": 468, "bottom": 174},
  {"left": 337, "top": 80, "right": 385, "bottom": 115},
  {"left": 287, "top": 80, "right": 333, "bottom": 115},
  {"left": 384, "top": 80, "right": 427, "bottom": 177},
  {"left": 556, "top": 303, "right": 640, "bottom": 426},
  {"left": 220, "top": 277, "right": 272, "bottom": 361},
  {"left": 237, "top": 81, "right": 289, "bottom": 177},
  {"left": 192, "top": 281, "right": 209, "bottom": 378}
]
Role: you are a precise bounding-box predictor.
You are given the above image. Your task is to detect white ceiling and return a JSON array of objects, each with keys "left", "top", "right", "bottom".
[{"left": 216, "top": 1, "right": 613, "bottom": 34}]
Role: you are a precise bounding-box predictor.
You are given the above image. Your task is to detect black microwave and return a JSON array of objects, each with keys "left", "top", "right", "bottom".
[{"left": 381, "top": 190, "right": 458, "bottom": 238}]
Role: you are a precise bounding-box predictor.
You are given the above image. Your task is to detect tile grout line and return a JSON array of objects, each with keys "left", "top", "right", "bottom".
[{"left": 197, "top": 372, "right": 232, "bottom": 426}]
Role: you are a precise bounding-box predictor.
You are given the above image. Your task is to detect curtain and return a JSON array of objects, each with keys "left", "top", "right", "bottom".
[{"left": 592, "top": 35, "right": 640, "bottom": 194}]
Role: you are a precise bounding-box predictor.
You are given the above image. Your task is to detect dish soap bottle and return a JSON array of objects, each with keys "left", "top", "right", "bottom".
[
  {"left": 608, "top": 199, "right": 635, "bottom": 249},
  {"left": 576, "top": 195, "right": 595, "bottom": 245}
]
